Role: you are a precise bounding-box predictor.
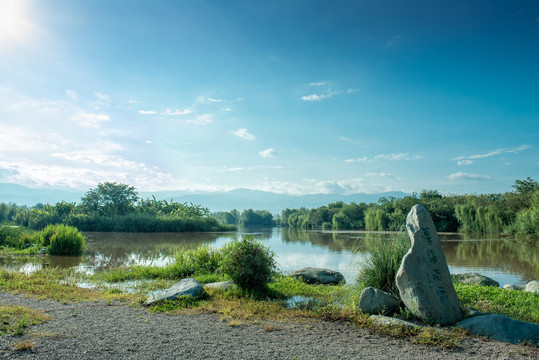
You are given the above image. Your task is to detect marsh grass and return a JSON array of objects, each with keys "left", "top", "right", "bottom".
[
  {"left": 356, "top": 231, "right": 410, "bottom": 296},
  {"left": 0, "top": 305, "right": 51, "bottom": 336},
  {"left": 454, "top": 282, "right": 539, "bottom": 324}
]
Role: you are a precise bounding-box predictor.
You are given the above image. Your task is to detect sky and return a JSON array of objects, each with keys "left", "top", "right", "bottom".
[{"left": 0, "top": 0, "right": 538, "bottom": 196}]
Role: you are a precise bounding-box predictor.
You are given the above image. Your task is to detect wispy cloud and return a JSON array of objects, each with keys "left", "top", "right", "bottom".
[
  {"left": 346, "top": 88, "right": 359, "bottom": 93},
  {"left": 72, "top": 111, "right": 110, "bottom": 128},
  {"left": 345, "top": 153, "right": 423, "bottom": 163},
  {"left": 232, "top": 128, "right": 255, "bottom": 141},
  {"left": 207, "top": 97, "right": 223, "bottom": 102},
  {"left": 448, "top": 172, "right": 491, "bottom": 181},
  {"left": 163, "top": 108, "right": 192, "bottom": 115},
  {"left": 186, "top": 113, "right": 214, "bottom": 125},
  {"left": 139, "top": 110, "right": 157, "bottom": 115},
  {"left": 338, "top": 136, "right": 352, "bottom": 142},
  {"left": 366, "top": 172, "right": 404, "bottom": 180},
  {"left": 65, "top": 89, "right": 78, "bottom": 100},
  {"left": 221, "top": 165, "right": 282, "bottom": 172},
  {"left": 453, "top": 145, "right": 530, "bottom": 165},
  {"left": 259, "top": 148, "right": 276, "bottom": 158},
  {"left": 301, "top": 89, "right": 337, "bottom": 101},
  {"left": 309, "top": 82, "right": 326, "bottom": 86}
]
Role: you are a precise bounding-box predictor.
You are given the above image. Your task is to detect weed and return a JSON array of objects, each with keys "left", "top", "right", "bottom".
[
  {"left": 356, "top": 231, "right": 410, "bottom": 296},
  {"left": 0, "top": 305, "right": 50, "bottom": 336},
  {"left": 13, "top": 340, "right": 34, "bottom": 351}
]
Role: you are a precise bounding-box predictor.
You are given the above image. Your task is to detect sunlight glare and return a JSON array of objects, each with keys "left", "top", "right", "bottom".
[{"left": 0, "top": 0, "right": 33, "bottom": 48}]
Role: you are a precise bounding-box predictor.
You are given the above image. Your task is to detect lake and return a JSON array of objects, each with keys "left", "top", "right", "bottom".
[{"left": 1, "top": 228, "right": 537, "bottom": 287}]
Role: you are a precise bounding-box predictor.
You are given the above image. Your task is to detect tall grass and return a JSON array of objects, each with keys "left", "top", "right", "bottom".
[
  {"left": 356, "top": 231, "right": 410, "bottom": 296},
  {"left": 42, "top": 224, "right": 85, "bottom": 256}
]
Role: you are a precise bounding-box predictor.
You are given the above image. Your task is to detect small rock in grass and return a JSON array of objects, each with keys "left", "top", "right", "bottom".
[
  {"left": 290, "top": 267, "right": 345, "bottom": 285},
  {"left": 359, "top": 287, "right": 399, "bottom": 315},
  {"left": 524, "top": 280, "right": 539, "bottom": 294},
  {"left": 452, "top": 273, "right": 499, "bottom": 287},
  {"left": 368, "top": 315, "right": 421, "bottom": 329},
  {"left": 144, "top": 278, "right": 206, "bottom": 306}
]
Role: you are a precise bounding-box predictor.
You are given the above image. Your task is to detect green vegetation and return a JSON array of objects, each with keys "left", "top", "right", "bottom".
[
  {"left": 357, "top": 231, "right": 410, "bottom": 296},
  {"left": 278, "top": 178, "right": 539, "bottom": 240},
  {"left": 454, "top": 282, "right": 539, "bottom": 323},
  {"left": 0, "top": 224, "right": 85, "bottom": 256},
  {"left": 220, "top": 236, "right": 277, "bottom": 292},
  {"left": 213, "top": 208, "right": 276, "bottom": 227},
  {"left": 0, "top": 182, "right": 234, "bottom": 233},
  {"left": 0, "top": 304, "right": 51, "bottom": 336}
]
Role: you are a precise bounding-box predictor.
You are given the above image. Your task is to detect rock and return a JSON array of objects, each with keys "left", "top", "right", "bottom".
[
  {"left": 503, "top": 284, "right": 526, "bottom": 291},
  {"left": 368, "top": 315, "right": 421, "bottom": 329},
  {"left": 462, "top": 307, "right": 486, "bottom": 318},
  {"left": 358, "top": 287, "right": 400, "bottom": 315},
  {"left": 290, "top": 267, "right": 345, "bottom": 285},
  {"left": 457, "top": 314, "right": 539, "bottom": 345},
  {"left": 452, "top": 273, "right": 499, "bottom": 287},
  {"left": 204, "top": 281, "right": 235, "bottom": 291},
  {"left": 524, "top": 280, "right": 539, "bottom": 294},
  {"left": 144, "top": 278, "right": 206, "bottom": 306},
  {"left": 395, "top": 205, "right": 462, "bottom": 325}
]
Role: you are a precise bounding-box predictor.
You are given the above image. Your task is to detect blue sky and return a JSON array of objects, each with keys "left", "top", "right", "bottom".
[{"left": 0, "top": 0, "right": 537, "bottom": 195}]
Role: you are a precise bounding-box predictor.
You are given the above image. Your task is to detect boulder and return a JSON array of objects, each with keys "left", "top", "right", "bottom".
[
  {"left": 290, "top": 267, "right": 345, "bottom": 285},
  {"left": 368, "top": 315, "right": 421, "bottom": 329},
  {"left": 524, "top": 280, "right": 539, "bottom": 294},
  {"left": 503, "top": 284, "right": 526, "bottom": 291},
  {"left": 457, "top": 314, "right": 539, "bottom": 345},
  {"left": 395, "top": 205, "right": 462, "bottom": 325},
  {"left": 358, "top": 287, "right": 399, "bottom": 315},
  {"left": 144, "top": 278, "right": 206, "bottom": 306},
  {"left": 204, "top": 281, "right": 235, "bottom": 291},
  {"left": 452, "top": 273, "right": 499, "bottom": 287}
]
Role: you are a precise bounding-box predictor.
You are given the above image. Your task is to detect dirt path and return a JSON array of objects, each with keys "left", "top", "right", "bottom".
[{"left": 0, "top": 292, "right": 537, "bottom": 360}]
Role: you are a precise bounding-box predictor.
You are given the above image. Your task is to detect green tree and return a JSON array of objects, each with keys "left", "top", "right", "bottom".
[{"left": 80, "top": 182, "right": 139, "bottom": 216}]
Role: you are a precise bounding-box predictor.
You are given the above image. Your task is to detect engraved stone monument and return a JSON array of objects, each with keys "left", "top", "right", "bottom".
[{"left": 396, "top": 204, "right": 462, "bottom": 325}]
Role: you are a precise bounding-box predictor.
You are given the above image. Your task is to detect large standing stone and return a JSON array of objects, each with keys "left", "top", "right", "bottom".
[
  {"left": 457, "top": 314, "right": 539, "bottom": 345},
  {"left": 290, "top": 267, "right": 345, "bottom": 285},
  {"left": 144, "top": 278, "right": 206, "bottom": 306},
  {"left": 395, "top": 205, "right": 462, "bottom": 325}
]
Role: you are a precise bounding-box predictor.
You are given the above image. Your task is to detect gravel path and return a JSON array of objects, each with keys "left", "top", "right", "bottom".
[{"left": 0, "top": 292, "right": 537, "bottom": 360}]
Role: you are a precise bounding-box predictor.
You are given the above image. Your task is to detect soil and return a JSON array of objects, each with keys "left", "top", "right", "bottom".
[{"left": 0, "top": 292, "right": 537, "bottom": 360}]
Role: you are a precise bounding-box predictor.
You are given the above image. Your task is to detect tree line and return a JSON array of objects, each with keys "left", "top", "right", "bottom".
[
  {"left": 0, "top": 182, "right": 233, "bottom": 232},
  {"left": 212, "top": 178, "right": 539, "bottom": 238}
]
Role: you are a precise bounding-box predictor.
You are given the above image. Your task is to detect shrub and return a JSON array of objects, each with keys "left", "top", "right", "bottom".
[
  {"left": 357, "top": 231, "right": 410, "bottom": 296},
  {"left": 168, "top": 246, "right": 223, "bottom": 278},
  {"left": 220, "top": 236, "right": 277, "bottom": 292},
  {"left": 44, "top": 224, "right": 85, "bottom": 256}
]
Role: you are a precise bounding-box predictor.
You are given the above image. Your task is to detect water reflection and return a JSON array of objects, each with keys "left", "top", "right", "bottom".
[{"left": 0, "top": 229, "right": 536, "bottom": 286}]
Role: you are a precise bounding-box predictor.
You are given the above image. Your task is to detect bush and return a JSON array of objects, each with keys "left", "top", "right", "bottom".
[
  {"left": 44, "top": 224, "right": 85, "bottom": 256},
  {"left": 220, "top": 236, "right": 277, "bottom": 292},
  {"left": 168, "top": 246, "right": 223, "bottom": 278},
  {"left": 357, "top": 231, "right": 410, "bottom": 296}
]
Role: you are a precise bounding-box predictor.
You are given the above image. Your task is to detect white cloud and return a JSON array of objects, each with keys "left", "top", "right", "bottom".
[
  {"left": 138, "top": 110, "right": 157, "bottom": 115},
  {"left": 207, "top": 97, "right": 223, "bottom": 102},
  {"left": 65, "top": 89, "right": 78, "bottom": 100},
  {"left": 253, "top": 178, "right": 390, "bottom": 195},
  {"left": 457, "top": 160, "right": 474, "bottom": 166},
  {"left": 338, "top": 136, "right": 352, "bottom": 142},
  {"left": 346, "top": 88, "right": 359, "bottom": 93},
  {"left": 259, "top": 148, "right": 276, "bottom": 158},
  {"left": 448, "top": 172, "right": 491, "bottom": 181},
  {"left": 221, "top": 165, "right": 282, "bottom": 172},
  {"left": 309, "top": 82, "right": 326, "bottom": 86},
  {"left": 232, "top": 128, "right": 255, "bottom": 141},
  {"left": 163, "top": 108, "right": 192, "bottom": 115},
  {"left": 72, "top": 111, "right": 110, "bottom": 128},
  {"left": 186, "top": 113, "right": 214, "bottom": 125},
  {"left": 145, "top": 140, "right": 152, "bottom": 144},
  {"left": 301, "top": 89, "right": 338, "bottom": 102},
  {"left": 94, "top": 91, "right": 110, "bottom": 102},
  {"left": 452, "top": 145, "right": 530, "bottom": 162},
  {"left": 346, "top": 153, "right": 423, "bottom": 163},
  {"left": 221, "top": 106, "right": 233, "bottom": 112}
]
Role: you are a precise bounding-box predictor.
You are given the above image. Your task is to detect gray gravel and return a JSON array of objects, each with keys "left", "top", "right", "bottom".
[{"left": 0, "top": 292, "right": 537, "bottom": 360}]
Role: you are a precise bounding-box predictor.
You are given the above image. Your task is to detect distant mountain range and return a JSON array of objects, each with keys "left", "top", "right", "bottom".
[{"left": 0, "top": 183, "right": 408, "bottom": 214}]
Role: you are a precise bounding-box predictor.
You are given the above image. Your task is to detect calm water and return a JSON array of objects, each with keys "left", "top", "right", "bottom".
[{"left": 1, "top": 228, "right": 537, "bottom": 286}]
